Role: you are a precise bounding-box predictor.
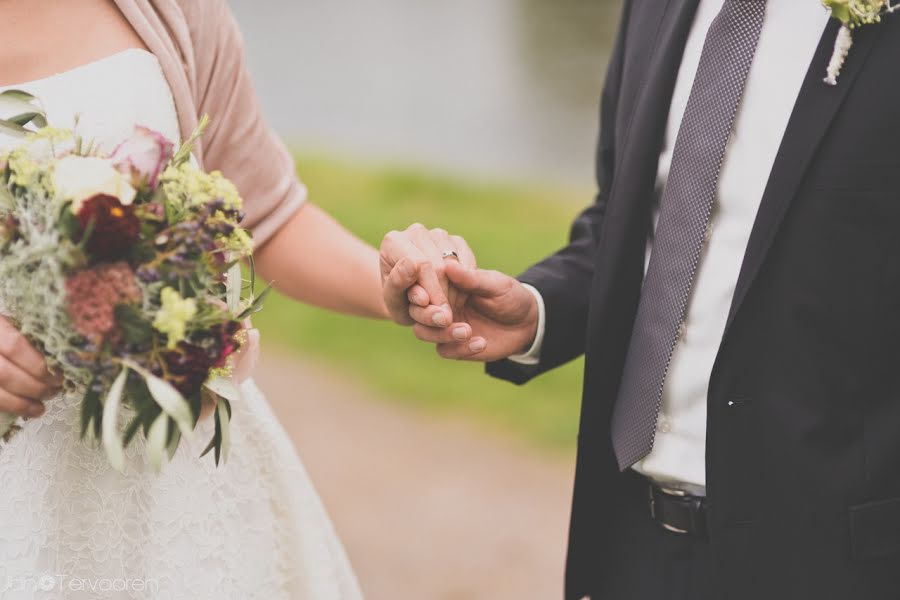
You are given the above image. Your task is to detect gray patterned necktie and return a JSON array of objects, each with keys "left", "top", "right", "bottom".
[{"left": 611, "top": 0, "right": 768, "bottom": 470}]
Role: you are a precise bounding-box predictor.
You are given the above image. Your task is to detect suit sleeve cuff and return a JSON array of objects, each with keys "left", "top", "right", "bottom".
[{"left": 507, "top": 284, "right": 546, "bottom": 366}]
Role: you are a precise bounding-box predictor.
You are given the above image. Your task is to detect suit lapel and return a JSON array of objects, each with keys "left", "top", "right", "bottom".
[
  {"left": 723, "top": 19, "right": 883, "bottom": 335},
  {"left": 608, "top": 0, "right": 700, "bottom": 232}
]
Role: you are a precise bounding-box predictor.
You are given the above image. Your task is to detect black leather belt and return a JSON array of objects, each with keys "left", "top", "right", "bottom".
[{"left": 647, "top": 480, "right": 709, "bottom": 539}]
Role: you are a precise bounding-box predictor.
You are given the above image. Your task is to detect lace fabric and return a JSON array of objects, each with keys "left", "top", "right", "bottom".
[{"left": 0, "top": 50, "right": 362, "bottom": 599}]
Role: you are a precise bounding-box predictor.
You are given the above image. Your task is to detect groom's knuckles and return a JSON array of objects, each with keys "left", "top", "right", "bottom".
[
  {"left": 436, "top": 341, "right": 480, "bottom": 360},
  {"left": 409, "top": 304, "right": 451, "bottom": 327},
  {"left": 413, "top": 323, "right": 470, "bottom": 343},
  {"left": 413, "top": 324, "right": 446, "bottom": 343}
]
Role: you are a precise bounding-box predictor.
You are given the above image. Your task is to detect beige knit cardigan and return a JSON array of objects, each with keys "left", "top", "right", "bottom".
[{"left": 113, "top": 0, "right": 306, "bottom": 247}]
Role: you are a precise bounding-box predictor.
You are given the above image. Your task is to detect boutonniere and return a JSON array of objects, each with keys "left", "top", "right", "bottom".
[{"left": 822, "top": 0, "right": 897, "bottom": 85}]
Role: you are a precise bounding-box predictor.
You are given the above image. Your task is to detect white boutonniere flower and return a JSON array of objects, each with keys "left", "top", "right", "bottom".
[{"left": 823, "top": 0, "right": 898, "bottom": 85}]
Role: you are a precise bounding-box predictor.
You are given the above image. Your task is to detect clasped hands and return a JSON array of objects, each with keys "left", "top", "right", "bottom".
[{"left": 380, "top": 224, "right": 540, "bottom": 362}]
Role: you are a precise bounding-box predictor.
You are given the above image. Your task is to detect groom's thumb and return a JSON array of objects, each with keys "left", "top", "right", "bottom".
[{"left": 445, "top": 261, "right": 504, "bottom": 297}]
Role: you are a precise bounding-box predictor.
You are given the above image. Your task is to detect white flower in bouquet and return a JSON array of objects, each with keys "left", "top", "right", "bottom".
[{"left": 53, "top": 155, "right": 137, "bottom": 212}]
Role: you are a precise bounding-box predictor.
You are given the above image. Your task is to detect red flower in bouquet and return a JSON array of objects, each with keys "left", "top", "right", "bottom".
[
  {"left": 65, "top": 262, "right": 142, "bottom": 343},
  {"left": 162, "top": 321, "right": 243, "bottom": 396},
  {"left": 163, "top": 343, "right": 214, "bottom": 397},
  {"left": 212, "top": 321, "right": 243, "bottom": 368},
  {"left": 76, "top": 194, "right": 141, "bottom": 260}
]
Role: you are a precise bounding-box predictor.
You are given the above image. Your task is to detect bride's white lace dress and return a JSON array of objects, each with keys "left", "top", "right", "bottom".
[{"left": 0, "top": 49, "right": 363, "bottom": 600}]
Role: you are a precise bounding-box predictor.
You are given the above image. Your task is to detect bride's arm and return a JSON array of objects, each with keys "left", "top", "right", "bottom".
[
  {"left": 183, "top": 0, "right": 453, "bottom": 323},
  {"left": 252, "top": 203, "right": 387, "bottom": 319}
]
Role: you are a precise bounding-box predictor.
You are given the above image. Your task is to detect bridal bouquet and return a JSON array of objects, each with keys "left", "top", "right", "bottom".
[{"left": 0, "top": 113, "right": 267, "bottom": 471}]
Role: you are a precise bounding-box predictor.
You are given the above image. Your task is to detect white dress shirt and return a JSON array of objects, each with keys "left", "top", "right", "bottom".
[{"left": 511, "top": 0, "right": 831, "bottom": 492}]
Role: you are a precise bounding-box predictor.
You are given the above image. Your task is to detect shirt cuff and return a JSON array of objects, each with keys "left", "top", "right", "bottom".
[{"left": 508, "top": 284, "right": 546, "bottom": 366}]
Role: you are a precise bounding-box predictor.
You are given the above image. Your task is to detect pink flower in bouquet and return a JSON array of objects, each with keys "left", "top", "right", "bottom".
[
  {"left": 76, "top": 194, "right": 141, "bottom": 260},
  {"left": 65, "top": 262, "right": 142, "bottom": 342},
  {"left": 110, "top": 126, "right": 174, "bottom": 189}
]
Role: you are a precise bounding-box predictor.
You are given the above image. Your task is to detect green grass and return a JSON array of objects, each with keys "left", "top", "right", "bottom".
[{"left": 252, "top": 154, "right": 591, "bottom": 453}]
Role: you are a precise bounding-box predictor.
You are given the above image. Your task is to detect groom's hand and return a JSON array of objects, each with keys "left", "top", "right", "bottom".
[{"left": 410, "top": 261, "right": 540, "bottom": 362}]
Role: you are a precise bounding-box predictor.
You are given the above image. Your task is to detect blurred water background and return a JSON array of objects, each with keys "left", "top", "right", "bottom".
[{"left": 230, "top": 0, "right": 622, "bottom": 187}]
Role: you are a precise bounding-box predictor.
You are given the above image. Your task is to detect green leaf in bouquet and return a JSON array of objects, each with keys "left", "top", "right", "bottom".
[
  {"left": 163, "top": 200, "right": 180, "bottom": 228},
  {"left": 122, "top": 414, "right": 143, "bottom": 448},
  {"left": 235, "top": 283, "right": 272, "bottom": 321},
  {"left": 5, "top": 112, "right": 46, "bottom": 128},
  {"left": 0, "top": 89, "right": 47, "bottom": 136},
  {"left": 171, "top": 114, "right": 210, "bottom": 167},
  {"left": 146, "top": 376, "right": 194, "bottom": 438},
  {"left": 199, "top": 405, "right": 220, "bottom": 460},
  {"left": 0, "top": 90, "right": 37, "bottom": 103},
  {"left": 120, "top": 359, "right": 194, "bottom": 439},
  {"left": 57, "top": 203, "right": 81, "bottom": 240},
  {"left": 200, "top": 433, "right": 217, "bottom": 459},
  {"left": 102, "top": 367, "right": 129, "bottom": 472},
  {"left": 146, "top": 413, "right": 169, "bottom": 472},
  {"left": 167, "top": 426, "right": 182, "bottom": 461},
  {"left": 114, "top": 304, "right": 154, "bottom": 346},
  {"left": 193, "top": 389, "right": 209, "bottom": 427},
  {"left": 226, "top": 262, "right": 242, "bottom": 313},
  {"left": 204, "top": 376, "right": 243, "bottom": 404},
  {"left": 247, "top": 255, "right": 257, "bottom": 294},
  {"left": 0, "top": 119, "right": 27, "bottom": 136},
  {"left": 125, "top": 372, "right": 158, "bottom": 415},
  {"left": 76, "top": 216, "right": 97, "bottom": 253},
  {"left": 80, "top": 383, "right": 102, "bottom": 441},
  {"left": 198, "top": 394, "right": 231, "bottom": 466},
  {"left": 216, "top": 398, "right": 232, "bottom": 465}
]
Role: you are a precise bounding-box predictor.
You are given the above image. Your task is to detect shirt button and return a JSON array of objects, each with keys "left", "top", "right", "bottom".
[
  {"left": 658, "top": 419, "right": 672, "bottom": 434},
  {"left": 703, "top": 222, "right": 713, "bottom": 244},
  {"left": 676, "top": 322, "right": 686, "bottom": 341}
]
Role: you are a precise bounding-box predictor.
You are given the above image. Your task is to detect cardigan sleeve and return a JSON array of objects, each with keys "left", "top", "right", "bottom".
[{"left": 182, "top": 0, "right": 306, "bottom": 248}]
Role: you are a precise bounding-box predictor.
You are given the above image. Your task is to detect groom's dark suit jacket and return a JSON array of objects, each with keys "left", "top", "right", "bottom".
[{"left": 488, "top": 1, "right": 900, "bottom": 598}]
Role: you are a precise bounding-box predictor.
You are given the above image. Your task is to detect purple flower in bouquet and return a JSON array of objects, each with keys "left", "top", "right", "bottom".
[{"left": 110, "top": 125, "right": 174, "bottom": 189}]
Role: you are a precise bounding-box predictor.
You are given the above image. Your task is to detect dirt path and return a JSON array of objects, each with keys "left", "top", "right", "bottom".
[{"left": 254, "top": 350, "right": 576, "bottom": 600}]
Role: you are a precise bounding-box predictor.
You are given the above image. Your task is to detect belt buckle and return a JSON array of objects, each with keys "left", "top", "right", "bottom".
[{"left": 650, "top": 484, "right": 691, "bottom": 534}]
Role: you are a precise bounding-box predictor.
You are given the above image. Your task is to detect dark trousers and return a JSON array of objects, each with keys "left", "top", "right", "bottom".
[{"left": 592, "top": 472, "right": 712, "bottom": 600}]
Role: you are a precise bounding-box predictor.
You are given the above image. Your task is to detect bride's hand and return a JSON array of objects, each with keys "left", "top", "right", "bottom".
[
  {"left": 0, "top": 316, "right": 61, "bottom": 418},
  {"left": 380, "top": 223, "right": 475, "bottom": 325}
]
